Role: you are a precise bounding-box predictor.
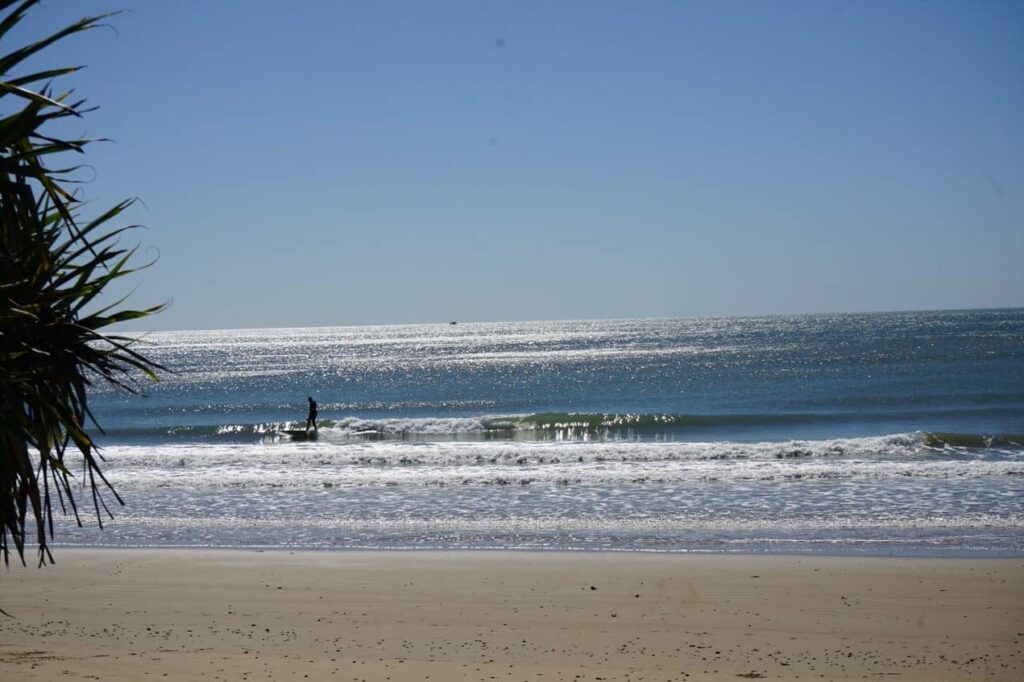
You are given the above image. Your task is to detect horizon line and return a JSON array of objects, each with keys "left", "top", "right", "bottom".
[{"left": 113, "top": 305, "right": 1024, "bottom": 335}]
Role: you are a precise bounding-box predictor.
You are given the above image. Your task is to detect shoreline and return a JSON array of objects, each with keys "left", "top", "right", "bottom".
[
  {"left": 42, "top": 543, "right": 1024, "bottom": 559},
  {"left": 2, "top": 549, "right": 1021, "bottom": 680}
]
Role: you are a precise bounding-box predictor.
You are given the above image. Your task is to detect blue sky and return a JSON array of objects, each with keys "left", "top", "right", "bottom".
[{"left": 16, "top": 1, "right": 1024, "bottom": 330}]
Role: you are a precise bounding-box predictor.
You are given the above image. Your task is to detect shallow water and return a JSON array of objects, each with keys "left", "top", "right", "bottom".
[{"left": 62, "top": 309, "right": 1024, "bottom": 555}]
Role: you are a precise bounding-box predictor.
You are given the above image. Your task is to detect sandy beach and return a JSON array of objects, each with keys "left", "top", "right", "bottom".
[{"left": 0, "top": 550, "right": 1020, "bottom": 680}]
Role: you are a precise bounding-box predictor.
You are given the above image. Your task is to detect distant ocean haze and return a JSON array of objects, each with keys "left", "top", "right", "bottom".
[{"left": 67, "top": 310, "right": 1024, "bottom": 555}]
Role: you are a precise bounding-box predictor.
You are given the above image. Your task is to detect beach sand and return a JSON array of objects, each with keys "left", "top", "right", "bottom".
[{"left": 1, "top": 550, "right": 1021, "bottom": 680}]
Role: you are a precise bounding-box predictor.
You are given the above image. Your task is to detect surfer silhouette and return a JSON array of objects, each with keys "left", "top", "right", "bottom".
[{"left": 306, "top": 396, "right": 318, "bottom": 432}]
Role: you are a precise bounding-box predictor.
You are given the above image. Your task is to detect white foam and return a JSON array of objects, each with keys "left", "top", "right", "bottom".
[
  {"left": 98, "top": 435, "right": 1023, "bottom": 489},
  {"left": 112, "top": 513, "right": 1024, "bottom": 533}
]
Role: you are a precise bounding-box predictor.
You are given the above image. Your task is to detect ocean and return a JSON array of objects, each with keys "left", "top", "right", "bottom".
[{"left": 62, "top": 309, "right": 1023, "bottom": 556}]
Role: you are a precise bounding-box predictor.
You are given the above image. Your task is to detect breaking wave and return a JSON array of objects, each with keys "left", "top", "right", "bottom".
[
  {"left": 98, "top": 412, "right": 1024, "bottom": 448},
  {"left": 99, "top": 431, "right": 1024, "bottom": 490}
]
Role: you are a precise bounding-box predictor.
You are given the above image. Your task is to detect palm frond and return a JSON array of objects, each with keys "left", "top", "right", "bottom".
[{"left": 1, "top": 3, "right": 163, "bottom": 567}]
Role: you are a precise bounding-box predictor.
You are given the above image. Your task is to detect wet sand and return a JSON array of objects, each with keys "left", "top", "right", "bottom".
[{"left": 1, "top": 549, "right": 1021, "bottom": 680}]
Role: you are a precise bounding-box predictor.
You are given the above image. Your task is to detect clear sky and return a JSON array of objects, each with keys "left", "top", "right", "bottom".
[{"left": 16, "top": 1, "right": 1024, "bottom": 330}]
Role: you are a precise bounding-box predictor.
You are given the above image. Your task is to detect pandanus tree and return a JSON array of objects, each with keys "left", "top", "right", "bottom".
[{"left": 0, "top": 1, "right": 164, "bottom": 567}]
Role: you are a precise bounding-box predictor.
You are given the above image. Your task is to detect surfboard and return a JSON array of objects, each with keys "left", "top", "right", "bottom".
[{"left": 279, "top": 429, "right": 318, "bottom": 439}]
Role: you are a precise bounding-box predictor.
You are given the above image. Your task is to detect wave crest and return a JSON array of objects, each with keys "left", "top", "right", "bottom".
[{"left": 102, "top": 412, "right": 1024, "bottom": 449}]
